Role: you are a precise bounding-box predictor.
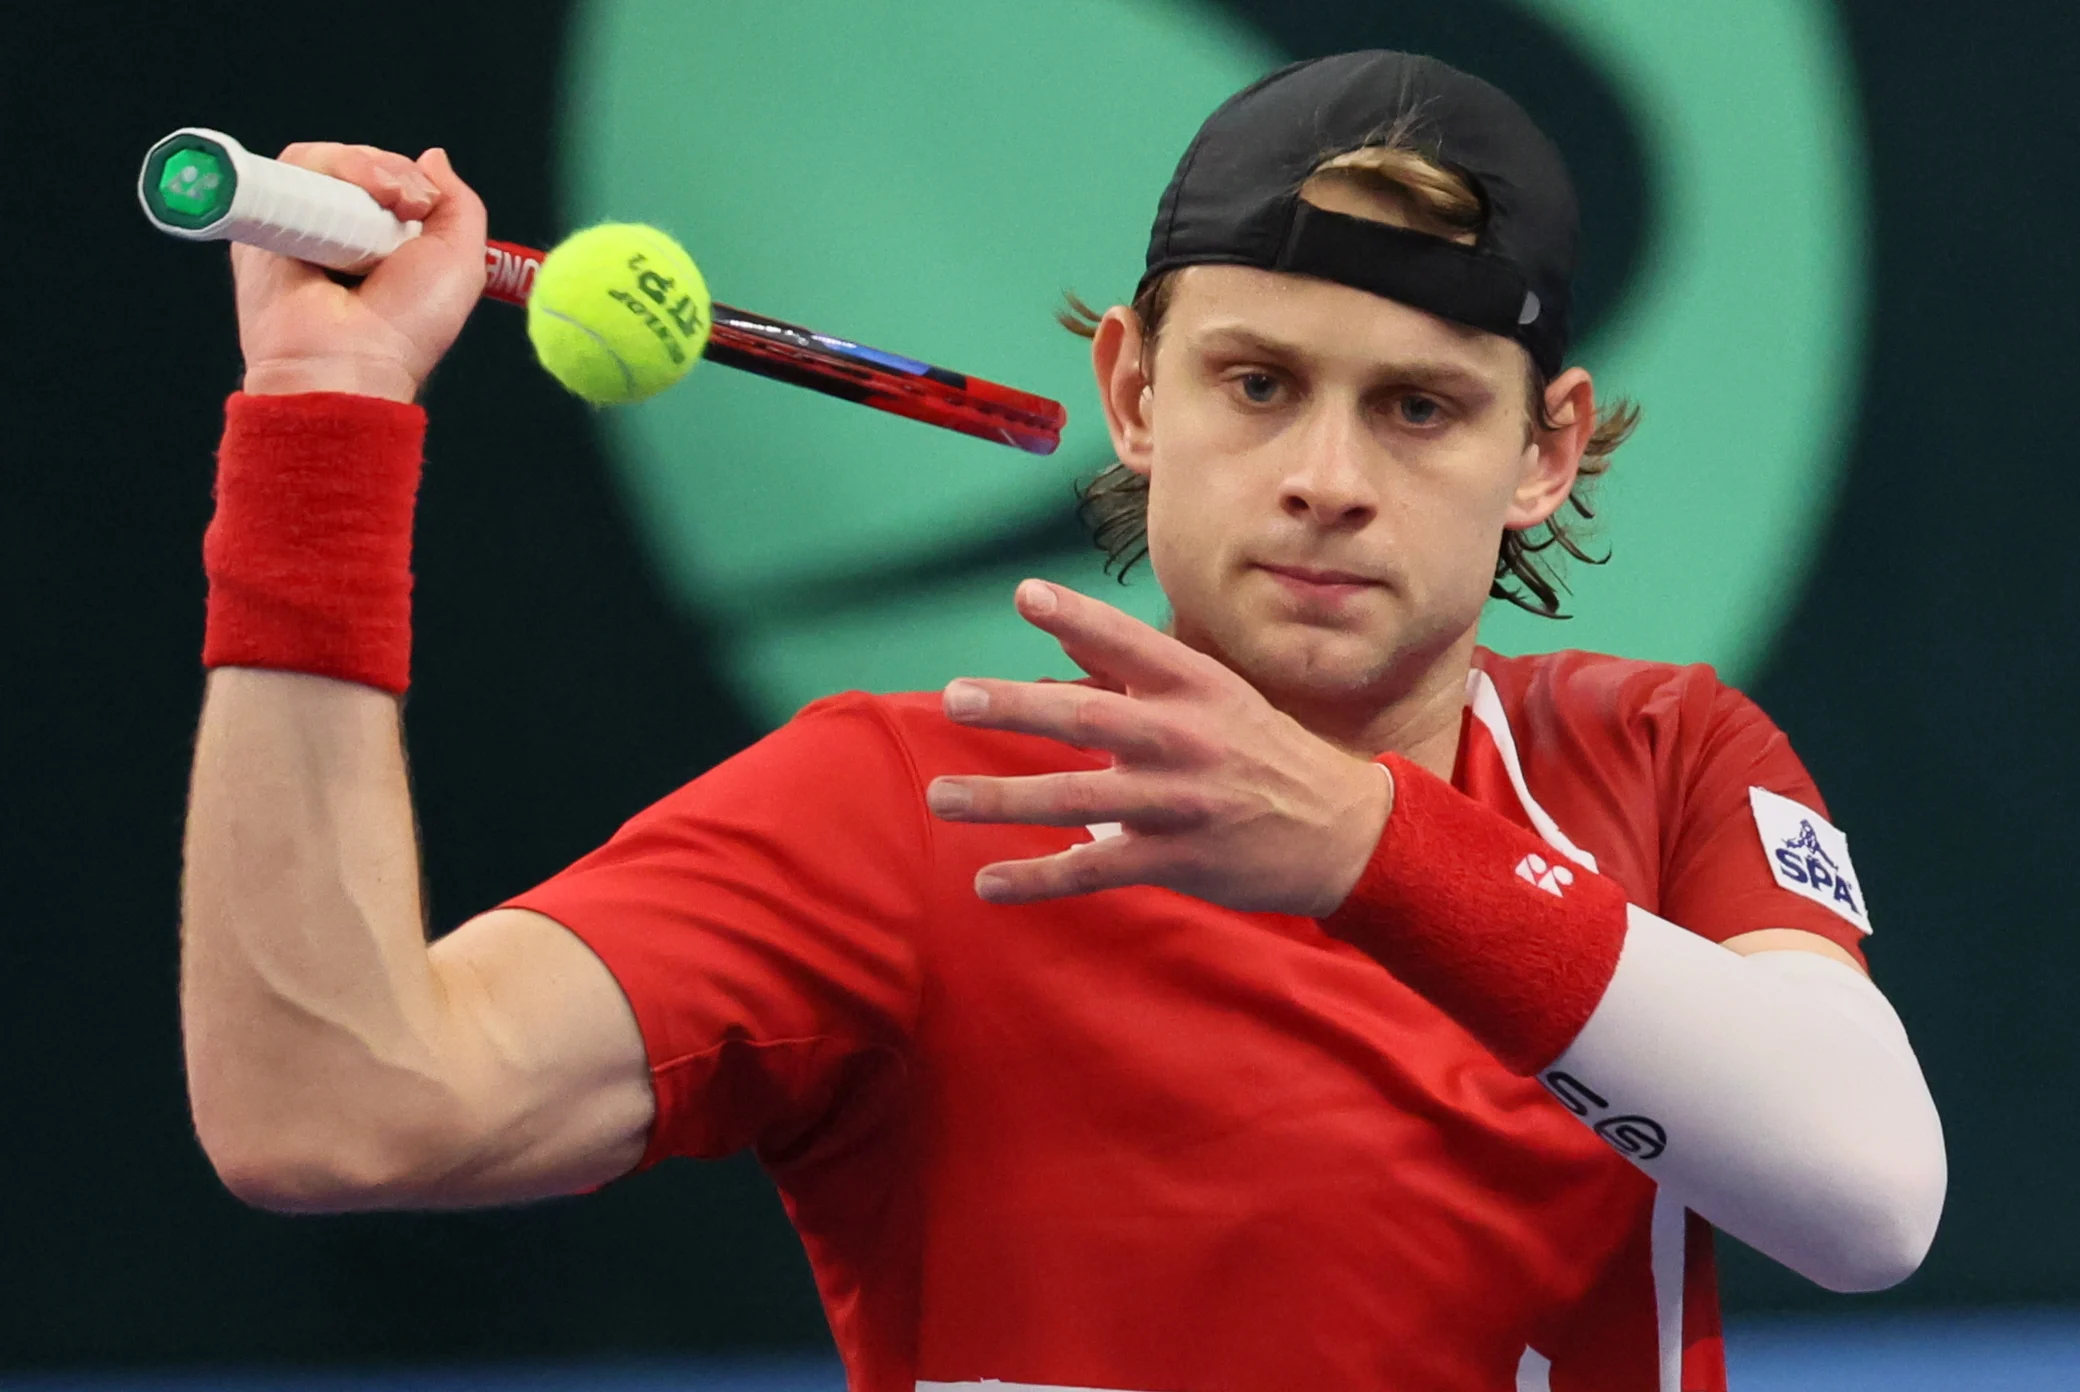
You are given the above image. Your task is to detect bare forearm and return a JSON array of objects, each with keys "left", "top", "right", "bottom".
[
  {"left": 181, "top": 667, "right": 455, "bottom": 1202},
  {"left": 175, "top": 146, "right": 655, "bottom": 1209}
]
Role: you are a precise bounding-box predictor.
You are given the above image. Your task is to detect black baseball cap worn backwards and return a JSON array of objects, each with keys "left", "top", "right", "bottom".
[{"left": 1145, "top": 50, "right": 1580, "bottom": 377}]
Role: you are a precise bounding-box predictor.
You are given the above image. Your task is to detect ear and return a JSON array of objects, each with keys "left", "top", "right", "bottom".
[
  {"left": 1506, "top": 365, "right": 1597, "bottom": 531},
  {"left": 1091, "top": 304, "right": 1156, "bottom": 478}
]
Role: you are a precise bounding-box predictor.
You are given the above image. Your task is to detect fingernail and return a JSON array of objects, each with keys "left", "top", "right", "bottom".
[
  {"left": 975, "top": 871, "right": 1010, "bottom": 900},
  {"left": 1020, "top": 580, "right": 1057, "bottom": 614},
  {"left": 928, "top": 781, "right": 971, "bottom": 816},
  {"left": 944, "top": 681, "right": 988, "bottom": 717}
]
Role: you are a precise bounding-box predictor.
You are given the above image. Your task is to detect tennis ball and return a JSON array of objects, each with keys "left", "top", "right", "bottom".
[{"left": 526, "top": 222, "right": 712, "bottom": 405}]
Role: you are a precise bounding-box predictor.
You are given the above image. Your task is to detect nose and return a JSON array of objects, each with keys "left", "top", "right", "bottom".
[{"left": 1279, "top": 402, "right": 1378, "bottom": 530}]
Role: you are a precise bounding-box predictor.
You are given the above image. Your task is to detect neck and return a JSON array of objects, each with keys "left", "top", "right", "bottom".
[
  {"left": 1272, "top": 630, "right": 1474, "bottom": 779},
  {"left": 1161, "top": 604, "right": 1479, "bottom": 777},
  {"left": 1164, "top": 616, "right": 1474, "bottom": 779}
]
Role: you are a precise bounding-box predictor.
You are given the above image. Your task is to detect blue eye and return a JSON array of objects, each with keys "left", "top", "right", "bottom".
[
  {"left": 1238, "top": 372, "right": 1280, "bottom": 404},
  {"left": 1399, "top": 395, "right": 1441, "bottom": 425}
]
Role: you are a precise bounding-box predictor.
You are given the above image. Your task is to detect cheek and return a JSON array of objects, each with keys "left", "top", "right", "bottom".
[
  {"left": 1141, "top": 457, "right": 1225, "bottom": 599},
  {"left": 1140, "top": 411, "right": 1259, "bottom": 579},
  {"left": 1389, "top": 440, "right": 1529, "bottom": 588}
]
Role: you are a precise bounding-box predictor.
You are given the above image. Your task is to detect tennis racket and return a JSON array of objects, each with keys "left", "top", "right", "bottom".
[{"left": 138, "top": 128, "right": 1066, "bottom": 455}]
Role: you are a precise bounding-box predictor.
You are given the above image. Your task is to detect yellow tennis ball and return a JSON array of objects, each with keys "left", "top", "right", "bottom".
[{"left": 525, "top": 222, "right": 712, "bottom": 405}]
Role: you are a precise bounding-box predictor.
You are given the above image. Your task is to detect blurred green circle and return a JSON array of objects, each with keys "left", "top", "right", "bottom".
[
  {"left": 1477, "top": 0, "right": 1867, "bottom": 673},
  {"left": 565, "top": 0, "right": 1864, "bottom": 723}
]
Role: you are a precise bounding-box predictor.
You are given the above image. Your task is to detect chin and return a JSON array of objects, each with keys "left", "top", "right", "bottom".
[{"left": 1215, "top": 621, "right": 1403, "bottom": 704}]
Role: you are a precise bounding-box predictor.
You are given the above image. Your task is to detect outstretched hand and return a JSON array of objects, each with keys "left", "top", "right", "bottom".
[{"left": 926, "top": 580, "right": 1393, "bottom": 916}]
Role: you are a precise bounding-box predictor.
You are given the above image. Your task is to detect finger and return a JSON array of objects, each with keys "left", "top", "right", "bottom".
[
  {"left": 973, "top": 833, "right": 1171, "bottom": 905},
  {"left": 231, "top": 141, "right": 376, "bottom": 298},
  {"left": 358, "top": 147, "right": 488, "bottom": 323},
  {"left": 941, "top": 679, "right": 1181, "bottom": 763},
  {"left": 348, "top": 143, "right": 442, "bottom": 221},
  {"left": 413, "top": 147, "right": 489, "bottom": 255},
  {"left": 927, "top": 770, "right": 1208, "bottom": 832},
  {"left": 1015, "top": 580, "right": 1214, "bottom": 694},
  {"left": 276, "top": 141, "right": 441, "bottom": 222}
]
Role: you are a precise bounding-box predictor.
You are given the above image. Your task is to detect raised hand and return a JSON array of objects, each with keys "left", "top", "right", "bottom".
[
  {"left": 926, "top": 580, "right": 1393, "bottom": 916},
  {"left": 232, "top": 143, "right": 488, "bottom": 403}
]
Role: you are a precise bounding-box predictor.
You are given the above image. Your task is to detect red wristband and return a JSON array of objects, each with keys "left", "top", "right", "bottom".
[
  {"left": 1320, "top": 753, "right": 1629, "bottom": 1074},
  {"left": 202, "top": 391, "right": 427, "bottom": 694}
]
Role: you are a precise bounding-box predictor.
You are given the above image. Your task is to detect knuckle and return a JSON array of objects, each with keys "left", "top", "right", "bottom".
[
  {"left": 1141, "top": 785, "right": 1203, "bottom": 831},
  {"left": 1060, "top": 776, "right": 1099, "bottom": 819},
  {"left": 275, "top": 140, "right": 335, "bottom": 168},
  {"left": 1147, "top": 715, "right": 1196, "bottom": 763},
  {"left": 1174, "top": 786, "right": 1222, "bottom": 825},
  {"left": 1068, "top": 694, "right": 1107, "bottom": 747},
  {"left": 1139, "top": 848, "right": 1186, "bottom": 891},
  {"left": 1168, "top": 725, "right": 1217, "bottom": 766}
]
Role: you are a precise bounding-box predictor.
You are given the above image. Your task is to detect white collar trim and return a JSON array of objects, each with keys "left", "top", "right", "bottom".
[{"left": 1465, "top": 667, "right": 1598, "bottom": 873}]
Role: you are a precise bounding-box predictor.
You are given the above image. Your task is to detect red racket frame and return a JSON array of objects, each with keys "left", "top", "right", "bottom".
[{"left": 483, "top": 241, "right": 1063, "bottom": 455}]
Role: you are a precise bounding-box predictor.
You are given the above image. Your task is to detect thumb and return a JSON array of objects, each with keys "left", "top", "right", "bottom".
[
  {"left": 356, "top": 147, "right": 487, "bottom": 332},
  {"left": 414, "top": 147, "right": 489, "bottom": 256}
]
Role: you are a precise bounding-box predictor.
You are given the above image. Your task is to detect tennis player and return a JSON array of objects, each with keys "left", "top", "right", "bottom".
[{"left": 181, "top": 53, "right": 1944, "bottom": 1391}]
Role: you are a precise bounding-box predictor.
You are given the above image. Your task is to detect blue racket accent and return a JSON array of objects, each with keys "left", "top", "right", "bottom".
[{"left": 813, "top": 336, "right": 932, "bottom": 377}]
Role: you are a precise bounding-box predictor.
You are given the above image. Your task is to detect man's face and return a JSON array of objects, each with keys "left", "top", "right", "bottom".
[{"left": 1121, "top": 264, "right": 1565, "bottom": 711}]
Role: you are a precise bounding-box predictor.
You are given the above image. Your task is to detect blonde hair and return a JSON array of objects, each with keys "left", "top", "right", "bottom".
[
  {"left": 1061, "top": 137, "right": 1639, "bottom": 619},
  {"left": 1305, "top": 143, "right": 1485, "bottom": 235}
]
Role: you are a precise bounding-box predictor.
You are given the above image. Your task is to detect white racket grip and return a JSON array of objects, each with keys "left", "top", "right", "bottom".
[{"left": 140, "top": 128, "right": 422, "bottom": 274}]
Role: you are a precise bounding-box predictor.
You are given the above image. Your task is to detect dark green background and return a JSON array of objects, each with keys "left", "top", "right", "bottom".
[{"left": 6, "top": 0, "right": 2075, "bottom": 1369}]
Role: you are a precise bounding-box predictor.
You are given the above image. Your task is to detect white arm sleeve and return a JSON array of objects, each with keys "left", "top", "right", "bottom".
[{"left": 1540, "top": 906, "right": 1945, "bottom": 1292}]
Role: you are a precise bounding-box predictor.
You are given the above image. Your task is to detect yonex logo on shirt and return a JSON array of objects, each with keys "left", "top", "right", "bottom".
[{"left": 1514, "top": 853, "right": 1574, "bottom": 897}]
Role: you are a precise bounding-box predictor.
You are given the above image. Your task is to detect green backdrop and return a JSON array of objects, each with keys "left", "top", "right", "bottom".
[
  {"left": 7, "top": 0, "right": 2079, "bottom": 1367},
  {"left": 569, "top": 0, "right": 1863, "bottom": 720}
]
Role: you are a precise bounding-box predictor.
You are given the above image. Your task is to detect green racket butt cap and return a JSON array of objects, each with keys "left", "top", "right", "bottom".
[
  {"left": 140, "top": 131, "right": 239, "bottom": 231},
  {"left": 159, "top": 149, "right": 228, "bottom": 217}
]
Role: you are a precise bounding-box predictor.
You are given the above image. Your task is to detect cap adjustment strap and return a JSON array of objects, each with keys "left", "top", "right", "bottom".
[{"left": 1275, "top": 202, "right": 1554, "bottom": 372}]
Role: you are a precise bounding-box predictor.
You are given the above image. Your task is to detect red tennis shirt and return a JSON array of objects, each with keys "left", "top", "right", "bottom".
[{"left": 506, "top": 648, "right": 1872, "bottom": 1392}]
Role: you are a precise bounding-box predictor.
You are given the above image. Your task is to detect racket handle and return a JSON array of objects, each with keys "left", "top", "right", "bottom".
[
  {"left": 139, "top": 128, "right": 420, "bottom": 275},
  {"left": 140, "top": 129, "right": 1066, "bottom": 452}
]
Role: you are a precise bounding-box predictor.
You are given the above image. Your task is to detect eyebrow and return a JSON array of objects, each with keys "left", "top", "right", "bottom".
[{"left": 1182, "top": 323, "right": 1502, "bottom": 402}]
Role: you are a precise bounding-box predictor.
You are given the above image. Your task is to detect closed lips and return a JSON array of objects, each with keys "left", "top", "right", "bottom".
[{"left": 1259, "top": 564, "right": 1379, "bottom": 586}]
